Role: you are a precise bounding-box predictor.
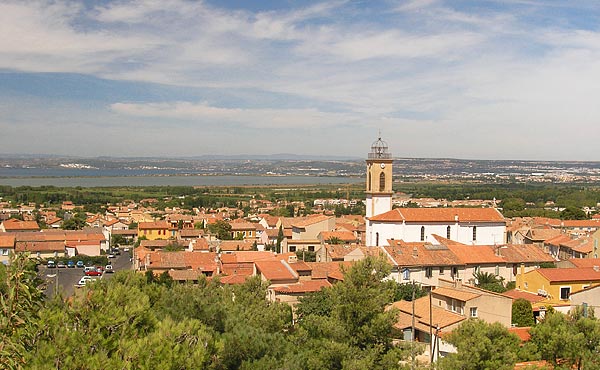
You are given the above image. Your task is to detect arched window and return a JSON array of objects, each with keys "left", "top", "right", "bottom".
[
  {"left": 420, "top": 226, "right": 425, "bottom": 241},
  {"left": 379, "top": 172, "right": 385, "bottom": 192},
  {"left": 446, "top": 226, "right": 451, "bottom": 239},
  {"left": 375, "top": 232, "right": 379, "bottom": 246},
  {"left": 368, "top": 173, "right": 371, "bottom": 191},
  {"left": 472, "top": 226, "right": 477, "bottom": 241}
]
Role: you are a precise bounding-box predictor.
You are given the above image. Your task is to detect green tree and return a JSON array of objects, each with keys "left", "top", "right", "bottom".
[
  {"left": 439, "top": 319, "right": 521, "bottom": 370},
  {"left": 560, "top": 206, "right": 588, "bottom": 220},
  {"left": 474, "top": 271, "right": 507, "bottom": 293},
  {"left": 208, "top": 220, "right": 233, "bottom": 240},
  {"left": 512, "top": 298, "right": 534, "bottom": 327},
  {"left": 387, "top": 281, "right": 426, "bottom": 302},
  {"left": 0, "top": 254, "right": 44, "bottom": 369},
  {"left": 276, "top": 225, "right": 284, "bottom": 253}
]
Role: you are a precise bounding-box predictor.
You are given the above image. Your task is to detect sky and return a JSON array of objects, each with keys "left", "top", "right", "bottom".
[{"left": 1, "top": 0, "right": 599, "bottom": 161}]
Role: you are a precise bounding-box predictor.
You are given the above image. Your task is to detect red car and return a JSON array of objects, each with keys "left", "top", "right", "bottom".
[{"left": 85, "top": 269, "right": 102, "bottom": 276}]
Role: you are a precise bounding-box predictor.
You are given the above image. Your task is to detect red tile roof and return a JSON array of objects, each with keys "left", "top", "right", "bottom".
[
  {"left": 15, "top": 241, "right": 65, "bottom": 253},
  {"left": 271, "top": 279, "right": 332, "bottom": 294},
  {"left": 566, "top": 258, "right": 600, "bottom": 268},
  {"left": 292, "top": 215, "right": 332, "bottom": 228},
  {"left": 536, "top": 267, "right": 600, "bottom": 283},
  {"left": 369, "top": 208, "right": 505, "bottom": 223},
  {"left": 384, "top": 240, "right": 463, "bottom": 267},
  {"left": 1, "top": 219, "right": 40, "bottom": 231},
  {"left": 503, "top": 289, "right": 546, "bottom": 304},
  {"left": 220, "top": 251, "right": 277, "bottom": 264},
  {"left": 219, "top": 274, "right": 249, "bottom": 285},
  {"left": 306, "top": 261, "right": 353, "bottom": 280},
  {"left": 138, "top": 221, "right": 172, "bottom": 230},
  {"left": 432, "top": 286, "right": 481, "bottom": 301},
  {"left": 389, "top": 297, "right": 465, "bottom": 330},
  {"left": 219, "top": 240, "right": 255, "bottom": 251},
  {"left": 319, "top": 230, "right": 357, "bottom": 242},
  {"left": 148, "top": 251, "right": 218, "bottom": 271},
  {"left": 509, "top": 327, "right": 532, "bottom": 342},
  {"left": 255, "top": 260, "right": 298, "bottom": 282},
  {"left": 0, "top": 233, "right": 15, "bottom": 248},
  {"left": 446, "top": 244, "right": 505, "bottom": 264}
]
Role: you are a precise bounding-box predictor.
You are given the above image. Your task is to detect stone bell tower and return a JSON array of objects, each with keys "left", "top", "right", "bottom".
[{"left": 365, "top": 136, "right": 393, "bottom": 219}]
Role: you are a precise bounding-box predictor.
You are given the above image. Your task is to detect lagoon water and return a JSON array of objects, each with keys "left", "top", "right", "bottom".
[{"left": 0, "top": 174, "right": 361, "bottom": 187}]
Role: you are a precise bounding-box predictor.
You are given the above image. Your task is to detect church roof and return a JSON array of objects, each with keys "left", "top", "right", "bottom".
[{"left": 368, "top": 208, "right": 505, "bottom": 223}]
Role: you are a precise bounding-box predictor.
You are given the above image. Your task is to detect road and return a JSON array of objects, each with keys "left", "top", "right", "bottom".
[{"left": 39, "top": 249, "right": 133, "bottom": 298}]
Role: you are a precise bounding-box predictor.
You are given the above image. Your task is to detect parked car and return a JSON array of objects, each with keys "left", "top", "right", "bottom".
[
  {"left": 67, "top": 261, "right": 75, "bottom": 268},
  {"left": 57, "top": 261, "right": 66, "bottom": 268},
  {"left": 76, "top": 260, "right": 84, "bottom": 268},
  {"left": 47, "top": 260, "right": 56, "bottom": 268},
  {"left": 108, "top": 252, "right": 115, "bottom": 258},
  {"left": 85, "top": 269, "right": 102, "bottom": 276},
  {"left": 105, "top": 265, "right": 114, "bottom": 273},
  {"left": 77, "top": 276, "right": 95, "bottom": 287},
  {"left": 112, "top": 248, "right": 121, "bottom": 255}
]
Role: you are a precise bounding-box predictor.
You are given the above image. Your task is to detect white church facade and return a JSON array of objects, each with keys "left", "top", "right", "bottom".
[{"left": 364, "top": 138, "right": 506, "bottom": 247}]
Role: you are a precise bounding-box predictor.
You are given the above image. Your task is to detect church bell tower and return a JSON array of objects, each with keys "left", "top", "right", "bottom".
[{"left": 365, "top": 136, "right": 393, "bottom": 219}]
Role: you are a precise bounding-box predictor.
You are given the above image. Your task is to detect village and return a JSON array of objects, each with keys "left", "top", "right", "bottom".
[{"left": 1, "top": 138, "right": 600, "bottom": 367}]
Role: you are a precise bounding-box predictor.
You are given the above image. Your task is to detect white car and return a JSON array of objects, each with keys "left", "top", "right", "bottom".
[
  {"left": 77, "top": 276, "right": 99, "bottom": 287},
  {"left": 105, "top": 265, "right": 114, "bottom": 273}
]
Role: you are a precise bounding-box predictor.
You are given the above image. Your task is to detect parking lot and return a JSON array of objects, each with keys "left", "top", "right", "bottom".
[{"left": 39, "top": 248, "right": 133, "bottom": 298}]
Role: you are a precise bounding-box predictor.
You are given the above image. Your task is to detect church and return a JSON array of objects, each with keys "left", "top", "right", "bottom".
[{"left": 364, "top": 137, "right": 506, "bottom": 247}]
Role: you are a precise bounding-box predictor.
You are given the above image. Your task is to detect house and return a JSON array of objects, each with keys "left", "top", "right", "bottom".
[
  {"left": 46, "top": 217, "right": 63, "bottom": 229},
  {"left": 319, "top": 244, "right": 369, "bottom": 262},
  {"left": 291, "top": 215, "right": 335, "bottom": 240},
  {"left": 389, "top": 279, "right": 512, "bottom": 361},
  {"left": 267, "top": 279, "right": 332, "bottom": 310},
  {"left": 569, "top": 284, "right": 600, "bottom": 314},
  {"left": 0, "top": 233, "right": 15, "bottom": 264},
  {"left": 516, "top": 266, "right": 600, "bottom": 308},
  {"left": 139, "top": 250, "right": 219, "bottom": 278},
  {"left": 15, "top": 241, "right": 65, "bottom": 260},
  {"left": 318, "top": 230, "right": 358, "bottom": 244},
  {"left": 137, "top": 221, "right": 175, "bottom": 240},
  {"left": 0, "top": 219, "right": 40, "bottom": 232},
  {"left": 178, "top": 228, "right": 204, "bottom": 241},
  {"left": 306, "top": 261, "right": 353, "bottom": 283},
  {"left": 366, "top": 208, "right": 506, "bottom": 247},
  {"left": 219, "top": 240, "right": 255, "bottom": 252},
  {"left": 254, "top": 259, "right": 299, "bottom": 284},
  {"left": 229, "top": 220, "right": 257, "bottom": 240}
]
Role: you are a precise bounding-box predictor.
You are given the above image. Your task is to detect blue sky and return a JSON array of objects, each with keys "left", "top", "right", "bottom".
[{"left": 1, "top": 0, "right": 599, "bottom": 160}]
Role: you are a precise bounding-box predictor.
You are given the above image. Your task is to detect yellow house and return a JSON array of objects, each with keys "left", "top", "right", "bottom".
[
  {"left": 516, "top": 266, "right": 600, "bottom": 305},
  {"left": 137, "top": 221, "right": 175, "bottom": 240}
]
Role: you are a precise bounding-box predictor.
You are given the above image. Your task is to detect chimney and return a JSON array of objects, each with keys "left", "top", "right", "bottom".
[{"left": 412, "top": 246, "right": 418, "bottom": 258}]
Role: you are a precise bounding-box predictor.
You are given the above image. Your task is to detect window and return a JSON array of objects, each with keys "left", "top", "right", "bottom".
[
  {"left": 289, "top": 246, "right": 297, "bottom": 252},
  {"left": 425, "top": 267, "right": 432, "bottom": 278},
  {"left": 474, "top": 265, "right": 481, "bottom": 274},
  {"left": 470, "top": 307, "right": 478, "bottom": 318},
  {"left": 402, "top": 268, "right": 410, "bottom": 280},
  {"left": 446, "top": 226, "right": 451, "bottom": 239},
  {"left": 379, "top": 172, "right": 385, "bottom": 192},
  {"left": 308, "top": 245, "right": 315, "bottom": 252},
  {"left": 375, "top": 232, "right": 379, "bottom": 247},
  {"left": 472, "top": 226, "right": 477, "bottom": 241},
  {"left": 495, "top": 265, "right": 499, "bottom": 276},
  {"left": 439, "top": 267, "right": 445, "bottom": 275},
  {"left": 451, "top": 267, "right": 458, "bottom": 278},
  {"left": 560, "top": 286, "right": 571, "bottom": 300},
  {"left": 420, "top": 226, "right": 425, "bottom": 241},
  {"left": 1, "top": 249, "right": 8, "bottom": 256},
  {"left": 368, "top": 173, "right": 371, "bottom": 191}
]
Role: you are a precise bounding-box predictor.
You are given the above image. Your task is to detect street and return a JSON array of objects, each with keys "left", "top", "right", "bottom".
[{"left": 39, "top": 249, "right": 133, "bottom": 298}]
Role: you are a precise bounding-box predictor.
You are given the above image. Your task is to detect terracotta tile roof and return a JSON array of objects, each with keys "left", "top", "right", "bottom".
[
  {"left": 389, "top": 297, "right": 465, "bottom": 330},
  {"left": 509, "top": 327, "right": 532, "bottom": 342},
  {"left": 319, "top": 231, "right": 357, "bottom": 242},
  {"left": 532, "top": 217, "right": 562, "bottom": 227},
  {"left": 219, "top": 274, "right": 249, "bottom": 285},
  {"left": 292, "top": 215, "right": 332, "bottom": 228},
  {"left": 219, "top": 240, "right": 255, "bottom": 251},
  {"left": 526, "top": 228, "right": 561, "bottom": 241},
  {"left": 221, "top": 263, "right": 254, "bottom": 276},
  {"left": 288, "top": 260, "right": 312, "bottom": 273},
  {"left": 430, "top": 235, "right": 467, "bottom": 246},
  {"left": 15, "top": 241, "right": 65, "bottom": 253},
  {"left": 544, "top": 234, "right": 572, "bottom": 246},
  {"left": 271, "top": 279, "right": 332, "bottom": 294},
  {"left": 168, "top": 270, "right": 206, "bottom": 281},
  {"left": 561, "top": 238, "right": 594, "bottom": 254},
  {"left": 446, "top": 244, "right": 505, "bottom": 264},
  {"left": 536, "top": 267, "right": 600, "bottom": 283},
  {"left": 46, "top": 217, "right": 62, "bottom": 225},
  {"left": 0, "top": 233, "right": 15, "bottom": 248},
  {"left": 261, "top": 215, "right": 280, "bottom": 227},
  {"left": 384, "top": 241, "right": 463, "bottom": 267},
  {"left": 138, "top": 221, "right": 172, "bottom": 230},
  {"left": 112, "top": 229, "right": 138, "bottom": 235},
  {"left": 496, "top": 244, "right": 555, "bottom": 263},
  {"left": 566, "top": 258, "right": 600, "bottom": 268},
  {"left": 1, "top": 219, "right": 40, "bottom": 231},
  {"left": 562, "top": 219, "right": 600, "bottom": 228},
  {"left": 325, "top": 244, "right": 363, "bottom": 260},
  {"left": 432, "top": 286, "right": 481, "bottom": 301},
  {"left": 306, "top": 261, "right": 353, "bottom": 280},
  {"left": 229, "top": 220, "right": 257, "bottom": 231},
  {"left": 255, "top": 260, "right": 298, "bottom": 282},
  {"left": 148, "top": 251, "right": 218, "bottom": 271},
  {"left": 220, "top": 251, "right": 277, "bottom": 263},
  {"left": 190, "top": 238, "right": 209, "bottom": 251},
  {"left": 503, "top": 289, "right": 546, "bottom": 304},
  {"left": 369, "top": 208, "right": 505, "bottom": 223}
]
